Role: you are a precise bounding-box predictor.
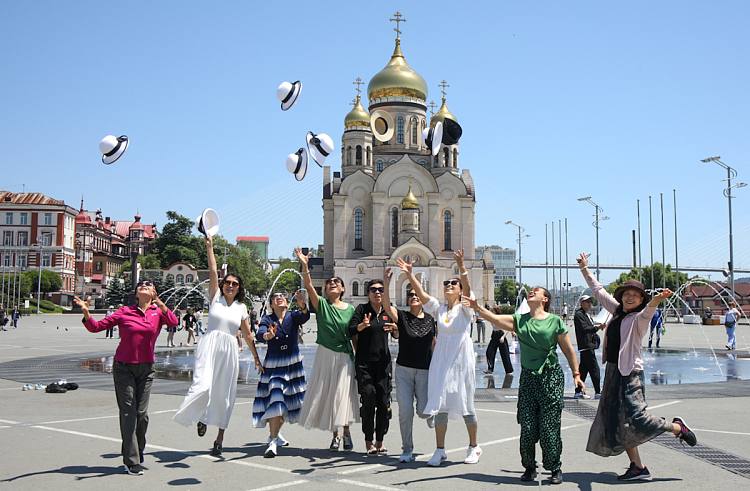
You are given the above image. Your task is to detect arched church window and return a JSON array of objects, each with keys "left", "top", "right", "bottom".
[
  {"left": 354, "top": 208, "right": 364, "bottom": 250},
  {"left": 443, "top": 147, "right": 450, "bottom": 167},
  {"left": 347, "top": 146, "right": 352, "bottom": 166},
  {"left": 453, "top": 148, "right": 458, "bottom": 168},
  {"left": 397, "top": 116, "right": 404, "bottom": 144},
  {"left": 176, "top": 274, "right": 184, "bottom": 284},
  {"left": 356, "top": 145, "right": 362, "bottom": 166},
  {"left": 391, "top": 207, "right": 399, "bottom": 248},
  {"left": 352, "top": 281, "right": 359, "bottom": 297},
  {"left": 410, "top": 117, "right": 418, "bottom": 145},
  {"left": 366, "top": 147, "right": 371, "bottom": 166},
  {"left": 443, "top": 210, "right": 452, "bottom": 251},
  {"left": 376, "top": 160, "right": 384, "bottom": 172}
]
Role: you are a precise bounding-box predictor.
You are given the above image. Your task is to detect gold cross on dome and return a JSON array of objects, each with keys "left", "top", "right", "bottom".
[
  {"left": 439, "top": 80, "right": 450, "bottom": 99},
  {"left": 428, "top": 100, "right": 437, "bottom": 116},
  {"left": 390, "top": 11, "right": 406, "bottom": 39},
  {"left": 353, "top": 77, "right": 364, "bottom": 96}
]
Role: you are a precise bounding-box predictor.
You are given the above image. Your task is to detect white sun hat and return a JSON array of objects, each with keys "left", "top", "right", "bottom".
[
  {"left": 306, "top": 131, "right": 334, "bottom": 167},
  {"left": 99, "top": 135, "right": 129, "bottom": 165},
  {"left": 196, "top": 208, "right": 220, "bottom": 237},
  {"left": 421, "top": 121, "right": 443, "bottom": 156},
  {"left": 286, "top": 147, "right": 308, "bottom": 181},
  {"left": 277, "top": 80, "right": 302, "bottom": 111}
]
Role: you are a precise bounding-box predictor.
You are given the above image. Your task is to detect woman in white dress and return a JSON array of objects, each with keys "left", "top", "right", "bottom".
[
  {"left": 397, "top": 249, "right": 481, "bottom": 467},
  {"left": 173, "top": 235, "right": 261, "bottom": 456}
]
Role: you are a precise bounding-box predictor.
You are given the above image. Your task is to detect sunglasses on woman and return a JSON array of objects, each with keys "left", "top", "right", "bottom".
[
  {"left": 137, "top": 280, "right": 154, "bottom": 287},
  {"left": 223, "top": 280, "right": 240, "bottom": 287},
  {"left": 407, "top": 292, "right": 417, "bottom": 298},
  {"left": 271, "top": 293, "right": 285, "bottom": 299},
  {"left": 369, "top": 287, "right": 385, "bottom": 294},
  {"left": 326, "top": 278, "right": 342, "bottom": 286},
  {"left": 443, "top": 280, "right": 460, "bottom": 286}
]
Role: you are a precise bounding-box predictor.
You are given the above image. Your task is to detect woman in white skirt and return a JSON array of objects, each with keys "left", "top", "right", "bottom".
[
  {"left": 295, "top": 247, "right": 359, "bottom": 451},
  {"left": 397, "top": 250, "right": 481, "bottom": 467},
  {"left": 173, "top": 235, "right": 261, "bottom": 456}
]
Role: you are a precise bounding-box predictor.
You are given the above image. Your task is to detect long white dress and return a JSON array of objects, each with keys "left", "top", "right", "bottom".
[
  {"left": 173, "top": 291, "right": 248, "bottom": 429},
  {"left": 422, "top": 295, "right": 476, "bottom": 419}
]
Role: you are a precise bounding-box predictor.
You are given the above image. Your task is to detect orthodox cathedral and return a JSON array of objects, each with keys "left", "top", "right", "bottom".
[{"left": 313, "top": 14, "right": 494, "bottom": 307}]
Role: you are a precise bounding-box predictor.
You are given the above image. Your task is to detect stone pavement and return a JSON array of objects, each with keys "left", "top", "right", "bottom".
[{"left": 0, "top": 314, "right": 749, "bottom": 490}]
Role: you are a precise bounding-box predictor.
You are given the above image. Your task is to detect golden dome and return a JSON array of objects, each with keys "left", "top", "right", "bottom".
[
  {"left": 368, "top": 39, "right": 428, "bottom": 101},
  {"left": 430, "top": 97, "right": 458, "bottom": 127},
  {"left": 344, "top": 95, "right": 370, "bottom": 128},
  {"left": 401, "top": 184, "right": 419, "bottom": 210}
]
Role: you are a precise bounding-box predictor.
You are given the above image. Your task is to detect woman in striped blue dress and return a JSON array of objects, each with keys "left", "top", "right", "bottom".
[{"left": 252, "top": 290, "right": 309, "bottom": 458}]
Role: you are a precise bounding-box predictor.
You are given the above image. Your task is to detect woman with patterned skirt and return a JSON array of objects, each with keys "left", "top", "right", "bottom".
[{"left": 253, "top": 290, "right": 309, "bottom": 458}]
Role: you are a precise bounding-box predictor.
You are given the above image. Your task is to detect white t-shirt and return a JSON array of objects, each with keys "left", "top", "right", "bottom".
[{"left": 206, "top": 291, "right": 249, "bottom": 336}]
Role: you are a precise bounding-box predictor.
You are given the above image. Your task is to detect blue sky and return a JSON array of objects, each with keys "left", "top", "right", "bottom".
[{"left": 2, "top": 0, "right": 748, "bottom": 286}]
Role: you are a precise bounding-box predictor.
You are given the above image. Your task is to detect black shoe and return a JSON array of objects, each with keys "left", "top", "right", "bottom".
[
  {"left": 125, "top": 464, "right": 144, "bottom": 476},
  {"left": 618, "top": 462, "right": 651, "bottom": 481},
  {"left": 210, "top": 441, "right": 222, "bottom": 457},
  {"left": 549, "top": 469, "right": 563, "bottom": 485},
  {"left": 197, "top": 421, "right": 207, "bottom": 437},
  {"left": 520, "top": 468, "right": 537, "bottom": 481},
  {"left": 673, "top": 417, "right": 697, "bottom": 446}
]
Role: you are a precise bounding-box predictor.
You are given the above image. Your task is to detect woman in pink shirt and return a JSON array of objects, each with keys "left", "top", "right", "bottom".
[
  {"left": 74, "top": 280, "right": 178, "bottom": 476},
  {"left": 577, "top": 253, "right": 696, "bottom": 481}
]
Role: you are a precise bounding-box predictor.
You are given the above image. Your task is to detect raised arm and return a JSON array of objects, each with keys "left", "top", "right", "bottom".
[
  {"left": 462, "top": 295, "right": 516, "bottom": 332},
  {"left": 454, "top": 249, "right": 471, "bottom": 294},
  {"left": 382, "top": 267, "right": 399, "bottom": 322},
  {"left": 206, "top": 236, "right": 219, "bottom": 300},
  {"left": 396, "top": 257, "right": 430, "bottom": 305},
  {"left": 295, "top": 247, "right": 320, "bottom": 311},
  {"left": 576, "top": 252, "right": 619, "bottom": 314},
  {"left": 75, "top": 296, "right": 118, "bottom": 332}
]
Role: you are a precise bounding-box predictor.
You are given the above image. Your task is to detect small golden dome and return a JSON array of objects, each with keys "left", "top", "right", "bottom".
[
  {"left": 368, "top": 39, "right": 428, "bottom": 101},
  {"left": 344, "top": 95, "right": 370, "bottom": 128},
  {"left": 430, "top": 97, "right": 458, "bottom": 127},
  {"left": 401, "top": 184, "right": 419, "bottom": 210}
]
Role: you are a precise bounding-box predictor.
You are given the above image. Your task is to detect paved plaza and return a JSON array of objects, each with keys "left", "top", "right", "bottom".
[{"left": 1, "top": 314, "right": 749, "bottom": 490}]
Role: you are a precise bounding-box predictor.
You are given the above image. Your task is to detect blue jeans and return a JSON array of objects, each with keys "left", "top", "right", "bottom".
[{"left": 726, "top": 325, "right": 736, "bottom": 349}]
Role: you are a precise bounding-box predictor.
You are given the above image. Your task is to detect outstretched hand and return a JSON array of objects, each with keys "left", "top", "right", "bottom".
[
  {"left": 653, "top": 288, "right": 673, "bottom": 301},
  {"left": 294, "top": 247, "right": 310, "bottom": 268},
  {"left": 396, "top": 257, "right": 413, "bottom": 275},
  {"left": 576, "top": 252, "right": 590, "bottom": 268},
  {"left": 358, "top": 312, "right": 372, "bottom": 331},
  {"left": 384, "top": 267, "right": 393, "bottom": 284},
  {"left": 453, "top": 249, "right": 465, "bottom": 266},
  {"left": 461, "top": 295, "right": 479, "bottom": 310},
  {"left": 73, "top": 296, "right": 89, "bottom": 313}
]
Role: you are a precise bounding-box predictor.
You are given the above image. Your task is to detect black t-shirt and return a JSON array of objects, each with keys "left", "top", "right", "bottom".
[
  {"left": 182, "top": 314, "right": 196, "bottom": 328},
  {"left": 605, "top": 314, "right": 623, "bottom": 363},
  {"left": 396, "top": 310, "right": 436, "bottom": 370},
  {"left": 348, "top": 303, "right": 393, "bottom": 363}
]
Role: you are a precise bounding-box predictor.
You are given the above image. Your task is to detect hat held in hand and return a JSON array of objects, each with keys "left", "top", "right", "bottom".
[{"left": 196, "top": 208, "right": 220, "bottom": 237}]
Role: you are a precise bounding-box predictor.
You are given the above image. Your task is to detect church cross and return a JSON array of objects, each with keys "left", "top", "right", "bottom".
[
  {"left": 428, "top": 100, "right": 437, "bottom": 116},
  {"left": 390, "top": 11, "right": 406, "bottom": 39},
  {"left": 439, "top": 80, "right": 450, "bottom": 100},
  {"left": 353, "top": 77, "right": 364, "bottom": 96}
]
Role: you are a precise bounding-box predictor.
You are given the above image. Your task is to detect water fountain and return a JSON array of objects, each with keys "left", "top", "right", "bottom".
[
  {"left": 171, "top": 279, "right": 211, "bottom": 310},
  {"left": 260, "top": 268, "right": 305, "bottom": 316}
]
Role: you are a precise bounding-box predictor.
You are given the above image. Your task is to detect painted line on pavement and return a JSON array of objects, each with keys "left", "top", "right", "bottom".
[
  {"left": 246, "top": 480, "right": 309, "bottom": 491},
  {"left": 338, "top": 478, "right": 401, "bottom": 490},
  {"left": 475, "top": 407, "right": 580, "bottom": 421},
  {"left": 692, "top": 428, "right": 750, "bottom": 436},
  {"left": 649, "top": 400, "right": 682, "bottom": 410}
]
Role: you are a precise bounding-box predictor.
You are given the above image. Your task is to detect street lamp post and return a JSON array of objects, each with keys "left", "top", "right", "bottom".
[
  {"left": 700, "top": 156, "right": 747, "bottom": 299},
  {"left": 578, "top": 196, "right": 609, "bottom": 281},
  {"left": 505, "top": 220, "right": 528, "bottom": 287},
  {"left": 32, "top": 243, "right": 42, "bottom": 314}
]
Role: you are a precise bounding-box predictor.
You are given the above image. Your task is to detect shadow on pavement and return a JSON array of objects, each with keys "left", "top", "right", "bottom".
[{"left": 2, "top": 465, "right": 125, "bottom": 482}]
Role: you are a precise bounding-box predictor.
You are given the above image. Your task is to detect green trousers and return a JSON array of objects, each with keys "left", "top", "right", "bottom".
[{"left": 517, "top": 363, "right": 564, "bottom": 472}]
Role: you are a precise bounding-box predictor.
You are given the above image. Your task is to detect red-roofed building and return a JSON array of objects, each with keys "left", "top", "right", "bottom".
[
  {"left": 237, "top": 236, "right": 269, "bottom": 262},
  {"left": 681, "top": 280, "right": 749, "bottom": 316}
]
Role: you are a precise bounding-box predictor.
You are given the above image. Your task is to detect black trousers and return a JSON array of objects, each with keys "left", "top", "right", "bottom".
[
  {"left": 486, "top": 333, "right": 514, "bottom": 374},
  {"left": 355, "top": 360, "right": 392, "bottom": 442},
  {"left": 113, "top": 361, "right": 154, "bottom": 466},
  {"left": 576, "top": 349, "right": 601, "bottom": 394},
  {"left": 106, "top": 327, "right": 114, "bottom": 338}
]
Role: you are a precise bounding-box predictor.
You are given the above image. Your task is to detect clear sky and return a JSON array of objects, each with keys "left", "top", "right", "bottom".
[{"left": 2, "top": 0, "right": 748, "bottom": 287}]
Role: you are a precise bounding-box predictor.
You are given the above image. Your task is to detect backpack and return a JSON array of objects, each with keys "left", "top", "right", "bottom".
[{"left": 724, "top": 311, "right": 736, "bottom": 327}]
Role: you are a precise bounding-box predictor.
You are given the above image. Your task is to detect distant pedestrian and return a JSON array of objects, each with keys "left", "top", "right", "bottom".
[
  {"left": 485, "top": 307, "right": 514, "bottom": 375},
  {"left": 0, "top": 306, "right": 7, "bottom": 331},
  {"left": 648, "top": 307, "right": 663, "bottom": 349},
  {"left": 725, "top": 301, "right": 740, "bottom": 350},
  {"left": 574, "top": 295, "right": 603, "bottom": 399},
  {"left": 105, "top": 306, "right": 115, "bottom": 338},
  {"left": 475, "top": 313, "right": 486, "bottom": 344},
  {"left": 183, "top": 308, "right": 197, "bottom": 345},
  {"left": 12, "top": 308, "right": 20, "bottom": 328},
  {"left": 250, "top": 307, "right": 259, "bottom": 335},
  {"left": 562, "top": 303, "right": 569, "bottom": 324}
]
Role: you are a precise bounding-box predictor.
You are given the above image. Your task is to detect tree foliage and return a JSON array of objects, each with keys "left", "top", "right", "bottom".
[
  {"left": 607, "top": 263, "right": 689, "bottom": 294},
  {"left": 22, "top": 270, "right": 62, "bottom": 294}
]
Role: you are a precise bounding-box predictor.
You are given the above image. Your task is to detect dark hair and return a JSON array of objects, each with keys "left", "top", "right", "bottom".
[
  {"left": 220, "top": 273, "right": 246, "bottom": 302},
  {"left": 268, "top": 292, "right": 287, "bottom": 307},
  {"left": 532, "top": 286, "right": 552, "bottom": 312},
  {"left": 326, "top": 276, "right": 346, "bottom": 300},
  {"left": 367, "top": 279, "right": 384, "bottom": 290}
]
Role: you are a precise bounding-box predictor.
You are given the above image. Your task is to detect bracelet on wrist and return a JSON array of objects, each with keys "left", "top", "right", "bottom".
[
  {"left": 572, "top": 371, "right": 580, "bottom": 377},
  {"left": 460, "top": 271, "right": 469, "bottom": 276}
]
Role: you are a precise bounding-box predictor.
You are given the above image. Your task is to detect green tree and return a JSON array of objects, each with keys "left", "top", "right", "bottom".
[
  {"left": 106, "top": 275, "right": 128, "bottom": 306},
  {"left": 22, "top": 270, "right": 62, "bottom": 294},
  {"left": 607, "top": 263, "right": 688, "bottom": 294},
  {"left": 270, "top": 258, "right": 302, "bottom": 294},
  {"left": 495, "top": 279, "right": 517, "bottom": 304},
  {"left": 161, "top": 274, "right": 177, "bottom": 308}
]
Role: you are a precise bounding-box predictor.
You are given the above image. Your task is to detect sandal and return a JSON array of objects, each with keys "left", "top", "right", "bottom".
[
  {"left": 377, "top": 446, "right": 388, "bottom": 455},
  {"left": 366, "top": 445, "right": 378, "bottom": 455},
  {"left": 197, "top": 422, "right": 207, "bottom": 437},
  {"left": 210, "top": 441, "right": 222, "bottom": 456}
]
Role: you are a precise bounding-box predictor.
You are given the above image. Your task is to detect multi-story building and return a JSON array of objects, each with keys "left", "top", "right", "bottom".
[
  {"left": 0, "top": 191, "right": 77, "bottom": 306},
  {"left": 237, "top": 236, "right": 270, "bottom": 262},
  {"left": 476, "top": 245, "right": 517, "bottom": 287}
]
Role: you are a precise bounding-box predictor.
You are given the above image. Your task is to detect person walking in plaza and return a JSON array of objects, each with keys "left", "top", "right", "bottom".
[
  {"left": 397, "top": 250, "right": 482, "bottom": 467},
  {"left": 562, "top": 303, "right": 569, "bottom": 324},
  {"left": 74, "top": 281, "right": 178, "bottom": 476},
  {"left": 173, "top": 235, "right": 261, "bottom": 457},
  {"left": 12, "top": 308, "right": 20, "bottom": 328},
  {"left": 253, "top": 290, "right": 309, "bottom": 458},
  {"left": 475, "top": 310, "right": 487, "bottom": 344},
  {"left": 725, "top": 301, "right": 740, "bottom": 350},
  {"left": 183, "top": 308, "right": 197, "bottom": 346},
  {"left": 295, "top": 247, "right": 359, "bottom": 451},
  {"left": 574, "top": 295, "right": 603, "bottom": 399},
  {"left": 577, "top": 252, "right": 697, "bottom": 481},
  {"left": 166, "top": 308, "right": 178, "bottom": 348},
  {"left": 349, "top": 278, "right": 396, "bottom": 455},
  {"left": 484, "top": 307, "right": 514, "bottom": 375},
  {"left": 381, "top": 267, "right": 436, "bottom": 463},
  {"left": 105, "top": 305, "right": 115, "bottom": 339},
  {"left": 467, "top": 287, "right": 584, "bottom": 485},
  {"left": 648, "top": 307, "right": 663, "bottom": 349}
]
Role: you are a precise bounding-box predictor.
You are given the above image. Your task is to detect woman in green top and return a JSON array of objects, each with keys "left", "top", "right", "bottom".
[
  {"left": 295, "top": 247, "right": 360, "bottom": 451},
  {"left": 466, "top": 287, "right": 584, "bottom": 485}
]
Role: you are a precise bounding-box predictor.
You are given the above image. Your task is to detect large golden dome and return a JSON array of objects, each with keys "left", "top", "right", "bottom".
[
  {"left": 344, "top": 95, "right": 370, "bottom": 128},
  {"left": 368, "top": 39, "right": 428, "bottom": 101},
  {"left": 430, "top": 97, "right": 458, "bottom": 127}
]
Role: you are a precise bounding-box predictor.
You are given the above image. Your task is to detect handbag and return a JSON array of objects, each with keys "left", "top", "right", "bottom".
[
  {"left": 724, "top": 311, "right": 736, "bottom": 327},
  {"left": 593, "top": 332, "right": 601, "bottom": 350}
]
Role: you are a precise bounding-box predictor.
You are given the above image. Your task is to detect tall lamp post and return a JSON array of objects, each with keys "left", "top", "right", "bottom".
[
  {"left": 577, "top": 196, "right": 609, "bottom": 281},
  {"left": 700, "top": 156, "right": 746, "bottom": 299},
  {"left": 505, "top": 220, "right": 529, "bottom": 287},
  {"left": 31, "top": 243, "right": 43, "bottom": 314}
]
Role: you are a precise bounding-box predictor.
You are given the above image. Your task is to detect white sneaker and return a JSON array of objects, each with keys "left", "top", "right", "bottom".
[
  {"left": 264, "top": 440, "right": 277, "bottom": 458},
  {"left": 427, "top": 448, "right": 447, "bottom": 467},
  {"left": 399, "top": 451, "right": 415, "bottom": 463},
  {"left": 267, "top": 433, "right": 290, "bottom": 447},
  {"left": 464, "top": 445, "right": 482, "bottom": 464}
]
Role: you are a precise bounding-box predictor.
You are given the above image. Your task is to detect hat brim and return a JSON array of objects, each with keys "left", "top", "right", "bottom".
[
  {"left": 281, "top": 81, "right": 302, "bottom": 111},
  {"left": 613, "top": 284, "right": 647, "bottom": 304},
  {"left": 101, "top": 138, "right": 129, "bottom": 165},
  {"left": 430, "top": 122, "right": 443, "bottom": 156},
  {"left": 294, "top": 149, "right": 308, "bottom": 181},
  {"left": 441, "top": 118, "right": 463, "bottom": 145},
  {"left": 198, "top": 208, "right": 220, "bottom": 237},
  {"left": 306, "top": 132, "right": 329, "bottom": 167}
]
